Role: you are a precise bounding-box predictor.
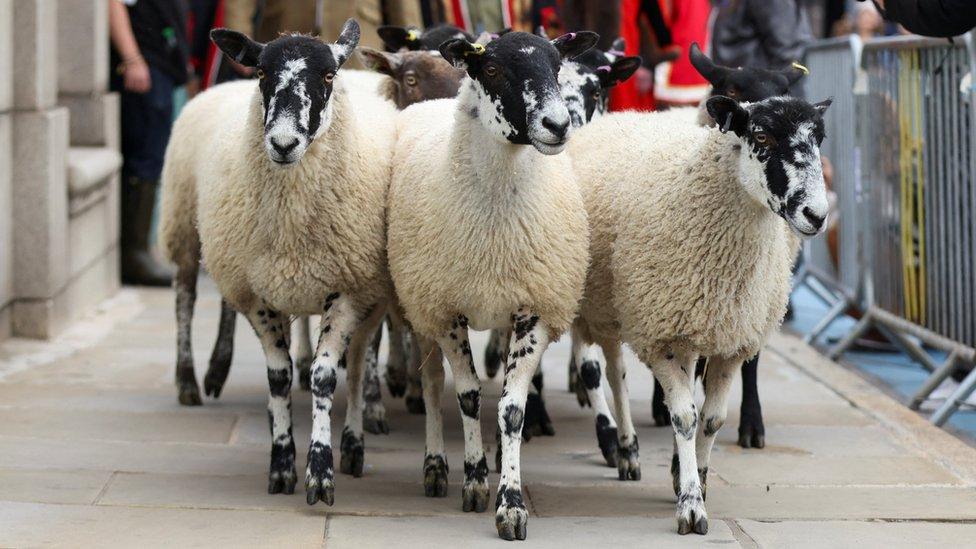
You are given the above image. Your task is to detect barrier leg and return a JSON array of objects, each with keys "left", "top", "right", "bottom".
[
  {"left": 828, "top": 312, "right": 873, "bottom": 360},
  {"left": 909, "top": 350, "right": 959, "bottom": 410},
  {"left": 930, "top": 364, "right": 976, "bottom": 427}
]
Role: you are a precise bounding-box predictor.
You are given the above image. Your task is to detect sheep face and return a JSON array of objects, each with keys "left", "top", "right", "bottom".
[
  {"left": 358, "top": 49, "right": 464, "bottom": 109},
  {"left": 210, "top": 19, "right": 361, "bottom": 167},
  {"left": 707, "top": 95, "right": 832, "bottom": 237},
  {"left": 689, "top": 42, "right": 806, "bottom": 103},
  {"left": 441, "top": 31, "right": 598, "bottom": 155},
  {"left": 559, "top": 44, "right": 641, "bottom": 128},
  {"left": 377, "top": 24, "right": 474, "bottom": 53}
]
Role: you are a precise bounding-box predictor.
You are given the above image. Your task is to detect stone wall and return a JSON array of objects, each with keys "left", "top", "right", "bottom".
[{"left": 1, "top": 0, "right": 120, "bottom": 340}]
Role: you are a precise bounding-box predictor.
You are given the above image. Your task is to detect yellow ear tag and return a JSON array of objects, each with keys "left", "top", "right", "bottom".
[
  {"left": 467, "top": 43, "right": 486, "bottom": 56},
  {"left": 406, "top": 29, "right": 420, "bottom": 42},
  {"left": 791, "top": 61, "right": 810, "bottom": 75}
]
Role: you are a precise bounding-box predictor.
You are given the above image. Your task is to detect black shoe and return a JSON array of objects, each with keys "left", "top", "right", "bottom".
[{"left": 121, "top": 176, "right": 174, "bottom": 287}]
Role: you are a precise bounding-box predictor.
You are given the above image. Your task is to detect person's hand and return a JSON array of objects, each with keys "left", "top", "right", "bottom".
[
  {"left": 635, "top": 66, "right": 654, "bottom": 95},
  {"left": 123, "top": 57, "right": 151, "bottom": 93}
]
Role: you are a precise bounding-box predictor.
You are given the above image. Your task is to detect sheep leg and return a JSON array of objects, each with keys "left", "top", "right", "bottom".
[
  {"left": 291, "top": 316, "right": 314, "bottom": 391},
  {"left": 696, "top": 355, "right": 739, "bottom": 500},
  {"left": 338, "top": 303, "right": 385, "bottom": 478},
  {"left": 649, "top": 350, "right": 708, "bottom": 536},
  {"left": 385, "top": 312, "right": 408, "bottom": 397},
  {"left": 418, "top": 336, "right": 448, "bottom": 498},
  {"left": 305, "top": 293, "right": 370, "bottom": 505},
  {"left": 174, "top": 262, "right": 201, "bottom": 406},
  {"left": 203, "top": 299, "right": 236, "bottom": 399},
  {"left": 483, "top": 328, "right": 508, "bottom": 379},
  {"left": 523, "top": 365, "right": 555, "bottom": 438},
  {"left": 574, "top": 329, "right": 618, "bottom": 467},
  {"left": 436, "top": 316, "right": 489, "bottom": 512},
  {"left": 737, "top": 354, "right": 765, "bottom": 448},
  {"left": 362, "top": 326, "right": 389, "bottom": 434},
  {"left": 603, "top": 341, "right": 639, "bottom": 480},
  {"left": 244, "top": 306, "right": 295, "bottom": 495},
  {"left": 404, "top": 321, "right": 426, "bottom": 414},
  {"left": 495, "top": 309, "right": 551, "bottom": 541},
  {"left": 569, "top": 329, "right": 590, "bottom": 407}
]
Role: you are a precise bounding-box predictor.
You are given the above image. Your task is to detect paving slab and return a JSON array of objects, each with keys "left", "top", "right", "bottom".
[
  {"left": 0, "top": 501, "right": 326, "bottom": 548},
  {"left": 0, "top": 408, "right": 237, "bottom": 444},
  {"left": 0, "top": 468, "right": 111, "bottom": 505},
  {"left": 736, "top": 519, "right": 976, "bottom": 549},
  {"left": 324, "top": 516, "right": 739, "bottom": 549}
]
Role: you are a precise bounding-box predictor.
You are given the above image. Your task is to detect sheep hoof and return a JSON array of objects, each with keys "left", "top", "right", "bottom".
[
  {"left": 177, "top": 382, "right": 202, "bottom": 406},
  {"left": 595, "top": 416, "right": 618, "bottom": 467},
  {"left": 423, "top": 454, "right": 449, "bottom": 498},
  {"left": 573, "top": 377, "right": 591, "bottom": 408},
  {"left": 737, "top": 416, "right": 765, "bottom": 449},
  {"left": 305, "top": 478, "right": 335, "bottom": 506},
  {"left": 495, "top": 503, "right": 528, "bottom": 541},
  {"left": 297, "top": 358, "right": 313, "bottom": 392},
  {"left": 339, "top": 428, "right": 365, "bottom": 477},
  {"left": 267, "top": 467, "right": 297, "bottom": 495},
  {"left": 363, "top": 404, "right": 390, "bottom": 435},
  {"left": 405, "top": 395, "right": 426, "bottom": 415},
  {"left": 616, "top": 439, "right": 641, "bottom": 481},
  {"left": 675, "top": 488, "right": 708, "bottom": 536},
  {"left": 202, "top": 365, "right": 229, "bottom": 399},
  {"left": 462, "top": 479, "right": 489, "bottom": 513}
]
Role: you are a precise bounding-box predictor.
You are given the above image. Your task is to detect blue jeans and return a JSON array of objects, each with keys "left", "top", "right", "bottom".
[{"left": 116, "top": 65, "right": 175, "bottom": 181}]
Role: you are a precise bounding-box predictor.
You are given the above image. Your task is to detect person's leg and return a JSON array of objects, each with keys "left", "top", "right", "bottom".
[{"left": 119, "top": 66, "right": 175, "bottom": 286}]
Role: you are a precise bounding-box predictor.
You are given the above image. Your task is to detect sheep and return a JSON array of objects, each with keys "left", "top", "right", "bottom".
[
  {"left": 568, "top": 94, "right": 831, "bottom": 534},
  {"left": 164, "top": 20, "right": 395, "bottom": 505},
  {"left": 481, "top": 35, "right": 642, "bottom": 467},
  {"left": 387, "top": 31, "right": 598, "bottom": 540},
  {"left": 159, "top": 44, "right": 462, "bottom": 430}
]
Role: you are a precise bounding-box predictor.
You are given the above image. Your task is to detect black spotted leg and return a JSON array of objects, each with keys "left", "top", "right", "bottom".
[
  {"left": 696, "top": 355, "right": 739, "bottom": 500},
  {"left": 572, "top": 327, "right": 618, "bottom": 467},
  {"left": 305, "top": 293, "right": 372, "bottom": 505},
  {"left": 203, "top": 298, "right": 236, "bottom": 398},
  {"left": 174, "top": 262, "right": 201, "bottom": 405},
  {"left": 244, "top": 306, "right": 295, "bottom": 495},
  {"left": 436, "top": 316, "right": 489, "bottom": 512},
  {"left": 495, "top": 309, "right": 551, "bottom": 541},
  {"left": 602, "top": 341, "right": 640, "bottom": 480},
  {"left": 291, "top": 315, "right": 314, "bottom": 391},
  {"left": 644, "top": 348, "right": 708, "bottom": 536},
  {"left": 417, "top": 335, "right": 448, "bottom": 498}
]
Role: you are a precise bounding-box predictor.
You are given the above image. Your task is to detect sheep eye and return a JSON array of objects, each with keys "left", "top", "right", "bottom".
[
  {"left": 484, "top": 64, "right": 499, "bottom": 78},
  {"left": 754, "top": 132, "right": 773, "bottom": 146},
  {"left": 256, "top": 68, "right": 265, "bottom": 79},
  {"left": 592, "top": 90, "right": 601, "bottom": 101},
  {"left": 324, "top": 72, "right": 335, "bottom": 83},
  {"left": 404, "top": 73, "right": 418, "bottom": 87},
  {"left": 726, "top": 88, "right": 737, "bottom": 97}
]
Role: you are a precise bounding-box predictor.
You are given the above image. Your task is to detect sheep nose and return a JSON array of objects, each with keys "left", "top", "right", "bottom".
[
  {"left": 542, "top": 116, "right": 570, "bottom": 139},
  {"left": 270, "top": 136, "right": 299, "bottom": 156},
  {"left": 802, "top": 207, "right": 825, "bottom": 231}
]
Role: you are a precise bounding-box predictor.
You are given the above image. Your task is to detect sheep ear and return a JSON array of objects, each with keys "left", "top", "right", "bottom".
[
  {"left": 611, "top": 37, "right": 626, "bottom": 52},
  {"left": 598, "top": 56, "right": 641, "bottom": 88},
  {"left": 813, "top": 98, "right": 833, "bottom": 116},
  {"left": 706, "top": 95, "right": 749, "bottom": 137},
  {"left": 781, "top": 64, "right": 807, "bottom": 85},
  {"left": 689, "top": 42, "right": 729, "bottom": 85},
  {"left": 210, "top": 29, "right": 264, "bottom": 67},
  {"left": 535, "top": 25, "right": 547, "bottom": 38},
  {"left": 439, "top": 38, "right": 480, "bottom": 70},
  {"left": 358, "top": 47, "right": 400, "bottom": 76},
  {"left": 551, "top": 31, "right": 599, "bottom": 60},
  {"left": 331, "top": 19, "right": 361, "bottom": 67},
  {"left": 377, "top": 25, "right": 415, "bottom": 52}
]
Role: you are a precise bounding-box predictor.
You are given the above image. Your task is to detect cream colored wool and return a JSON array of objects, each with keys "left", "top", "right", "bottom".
[
  {"left": 167, "top": 75, "right": 395, "bottom": 316},
  {"left": 387, "top": 95, "right": 589, "bottom": 340},
  {"left": 570, "top": 110, "right": 800, "bottom": 362}
]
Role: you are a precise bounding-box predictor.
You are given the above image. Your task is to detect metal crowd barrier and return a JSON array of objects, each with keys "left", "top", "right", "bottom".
[{"left": 799, "top": 34, "right": 976, "bottom": 426}]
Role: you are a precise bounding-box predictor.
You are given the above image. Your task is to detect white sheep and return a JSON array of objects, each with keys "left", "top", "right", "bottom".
[
  {"left": 164, "top": 20, "right": 395, "bottom": 505},
  {"left": 568, "top": 95, "right": 831, "bottom": 535},
  {"left": 387, "top": 31, "right": 598, "bottom": 540}
]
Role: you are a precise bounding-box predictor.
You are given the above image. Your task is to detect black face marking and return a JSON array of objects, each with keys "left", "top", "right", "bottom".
[
  {"left": 502, "top": 403, "right": 524, "bottom": 436},
  {"left": 457, "top": 389, "right": 480, "bottom": 418},
  {"left": 689, "top": 42, "right": 804, "bottom": 103}
]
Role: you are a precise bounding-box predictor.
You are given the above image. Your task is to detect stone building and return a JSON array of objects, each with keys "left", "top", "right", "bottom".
[{"left": 0, "top": 0, "right": 120, "bottom": 340}]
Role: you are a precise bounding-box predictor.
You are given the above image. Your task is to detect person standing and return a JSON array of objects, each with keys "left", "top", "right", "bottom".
[
  {"left": 710, "top": 0, "right": 812, "bottom": 73},
  {"left": 109, "top": 0, "right": 190, "bottom": 286}
]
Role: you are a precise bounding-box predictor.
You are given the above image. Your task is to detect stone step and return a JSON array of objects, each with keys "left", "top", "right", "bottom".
[{"left": 66, "top": 146, "right": 121, "bottom": 214}]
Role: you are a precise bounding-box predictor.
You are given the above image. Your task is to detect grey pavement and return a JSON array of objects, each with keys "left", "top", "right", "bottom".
[{"left": 1, "top": 280, "right": 975, "bottom": 548}]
